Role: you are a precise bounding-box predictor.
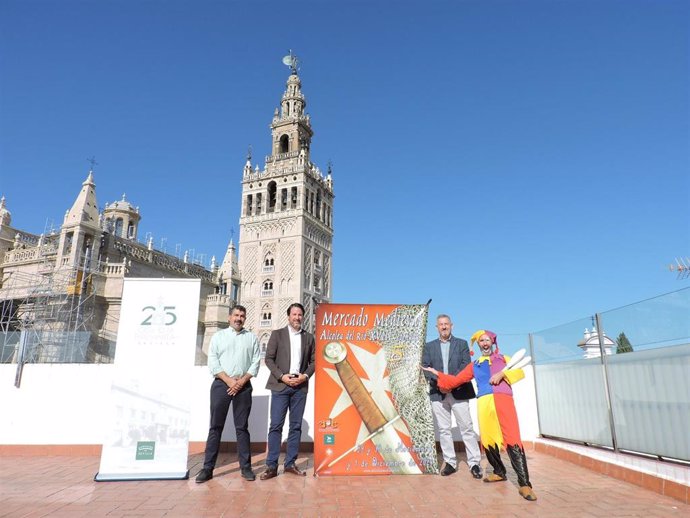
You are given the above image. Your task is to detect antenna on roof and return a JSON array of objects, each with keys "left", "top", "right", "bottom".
[{"left": 669, "top": 257, "right": 690, "bottom": 280}]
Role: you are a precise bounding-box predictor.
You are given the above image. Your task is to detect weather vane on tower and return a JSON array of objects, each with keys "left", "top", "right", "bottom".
[
  {"left": 282, "top": 50, "right": 300, "bottom": 74},
  {"left": 87, "top": 156, "right": 98, "bottom": 172}
]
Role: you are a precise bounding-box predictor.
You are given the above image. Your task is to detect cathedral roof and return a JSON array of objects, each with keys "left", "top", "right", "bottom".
[
  {"left": 63, "top": 171, "right": 100, "bottom": 230},
  {"left": 104, "top": 193, "right": 139, "bottom": 214}
]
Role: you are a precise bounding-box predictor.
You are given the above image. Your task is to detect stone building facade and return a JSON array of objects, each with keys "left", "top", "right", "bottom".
[
  {"left": 237, "top": 68, "right": 334, "bottom": 353},
  {"left": 0, "top": 173, "right": 236, "bottom": 362},
  {"left": 0, "top": 62, "right": 332, "bottom": 362}
]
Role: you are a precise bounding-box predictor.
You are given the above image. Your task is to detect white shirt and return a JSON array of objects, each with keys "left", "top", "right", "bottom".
[{"left": 288, "top": 326, "right": 302, "bottom": 374}]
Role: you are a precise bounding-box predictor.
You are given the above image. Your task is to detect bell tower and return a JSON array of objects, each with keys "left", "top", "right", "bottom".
[{"left": 237, "top": 53, "right": 334, "bottom": 352}]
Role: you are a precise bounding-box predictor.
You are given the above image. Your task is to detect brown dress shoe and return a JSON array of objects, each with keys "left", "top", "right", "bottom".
[
  {"left": 519, "top": 486, "right": 537, "bottom": 501},
  {"left": 259, "top": 468, "right": 278, "bottom": 480},
  {"left": 283, "top": 465, "right": 307, "bottom": 476}
]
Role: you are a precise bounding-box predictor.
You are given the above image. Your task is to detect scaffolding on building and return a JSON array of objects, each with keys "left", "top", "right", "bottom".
[{"left": 0, "top": 244, "right": 97, "bottom": 387}]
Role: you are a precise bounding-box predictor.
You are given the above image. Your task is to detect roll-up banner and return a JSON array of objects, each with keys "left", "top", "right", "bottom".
[
  {"left": 314, "top": 303, "right": 439, "bottom": 475},
  {"left": 95, "top": 278, "right": 200, "bottom": 481}
]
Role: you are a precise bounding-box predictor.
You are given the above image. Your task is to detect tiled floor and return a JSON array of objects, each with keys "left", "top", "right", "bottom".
[
  {"left": 1, "top": 450, "right": 687, "bottom": 517},
  {"left": 538, "top": 439, "right": 690, "bottom": 486}
]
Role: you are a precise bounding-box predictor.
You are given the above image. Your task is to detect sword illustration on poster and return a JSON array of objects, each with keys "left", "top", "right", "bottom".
[{"left": 314, "top": 303, "right": 438, "bottom": 476}]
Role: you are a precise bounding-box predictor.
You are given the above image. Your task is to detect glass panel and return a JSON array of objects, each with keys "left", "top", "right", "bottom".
[
  {"left": 532, "top": 316, "right": 613, "bottom": 447},
  {"left": 599, "top": 288, "right": 690, "bottom": 352},
  {"left": 534, "top": 359, "right": 613, "bottom": 447},
  {"left": 600, "top": 288, "right": 690, "bottom": 461},
  {"left": 606, "top": 344, "right": 690, "bottom": 461}
]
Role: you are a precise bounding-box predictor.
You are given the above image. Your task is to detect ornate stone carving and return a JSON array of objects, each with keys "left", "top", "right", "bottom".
[
  {"left": 243, "top": 244, "right": 259, "bottom": 282},
  {"left": 305, "top": 221, "right": 332, "bottom": 249},
  {"left": 304, "top": 244, "right": 312, "bottom": 285},
  {"left": 112, "top": 237, "right": 215, "bottom": 282},
  {"left": 301, "top": 293, "right": 313, "bottom": 333},
  {"left": 323, "top": 254, "right": 330, "bottom": 296}
]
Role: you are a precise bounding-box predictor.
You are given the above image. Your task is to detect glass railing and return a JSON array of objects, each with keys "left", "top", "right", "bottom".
[
  {"left": 531, "top": 316, "right": 613, "bottom": 448},
  {"left": 530, "top": 287, "right": 690, "bottom": 461}
]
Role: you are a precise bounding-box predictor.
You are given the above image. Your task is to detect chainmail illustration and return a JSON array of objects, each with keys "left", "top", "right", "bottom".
[{"left": 369, "top": 304, "right": 438, "bottom": 474}]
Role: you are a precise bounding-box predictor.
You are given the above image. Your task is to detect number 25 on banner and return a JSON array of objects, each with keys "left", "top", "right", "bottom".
[{"left": 140, "top": 306, "right": 177, "bottom": 326}]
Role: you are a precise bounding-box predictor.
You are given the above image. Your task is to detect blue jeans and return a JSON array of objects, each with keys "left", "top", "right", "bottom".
[{"left": 266, "top": 386, "right": 307, "bottom": 469}]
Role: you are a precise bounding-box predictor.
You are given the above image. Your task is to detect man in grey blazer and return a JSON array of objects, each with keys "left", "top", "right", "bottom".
[
  {"left": 260, "top": 302, "right": 315, "bottom": 480},
  {"left": 422, "top": 314, "right": 482, "bottom": 478}
]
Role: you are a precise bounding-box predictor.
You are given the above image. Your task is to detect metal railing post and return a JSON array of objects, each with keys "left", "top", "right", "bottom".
[
  {"left": 595, "top": 313, "right": 618, "bottom": 451},
  {"left": 528, "top": 333, "right": 543, "bottom": 437}
]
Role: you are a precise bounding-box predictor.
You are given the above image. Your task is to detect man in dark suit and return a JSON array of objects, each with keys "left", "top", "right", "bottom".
[
  {"left": 422, "top": 314, "right": 482, "bottom": 478},
  {"left": 260, "top": 302, "right": 315, "bottom": 480}
]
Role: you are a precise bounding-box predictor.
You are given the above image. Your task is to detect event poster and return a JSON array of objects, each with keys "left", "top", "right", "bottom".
[
  {"left": 314, "top": 303, "right": 439, "bottom": 475},
  {"left": 95, "top": 278, "right": 200, "bottom": 481}
]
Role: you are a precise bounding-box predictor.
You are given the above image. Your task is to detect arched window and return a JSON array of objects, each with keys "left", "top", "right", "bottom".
[
  {"left": 261, "top": 305, "right": 272, "bottom": 328},
  {"left": 63, "top": 232, "right": 74, "bottom": 254},
  {"left": 114, "top": 218, "right": 124, "bottom": 237},
  {"left": 260, "top": 334, "right": 270, "bottom": 358},
  {"left": 263, "top": 253, "right": 275, "bottom": 273},
  {"left": 316, "top": 190, "right": 322, "bottom": 220},
  {"left": 267, "top": 181, "right": 277, "bottom": 213},
  {"left": 280, "top": 134, "right": 289, "bottom": 153}
]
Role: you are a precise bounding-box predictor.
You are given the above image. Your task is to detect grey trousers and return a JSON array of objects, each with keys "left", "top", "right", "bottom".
[{"left": 431, "top": 394, "right": 481, "bottom": 469}]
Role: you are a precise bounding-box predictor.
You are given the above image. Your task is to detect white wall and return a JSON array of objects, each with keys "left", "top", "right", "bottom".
[{"left": 0, "top": 363, "right": 537, "bottom": 445}]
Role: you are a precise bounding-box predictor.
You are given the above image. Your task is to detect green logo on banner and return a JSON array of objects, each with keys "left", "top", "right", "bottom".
[
  {"left": 140, "top": 305, "right": 177, "bottom": 326},
  {"left": 324, "top": 434, "right": 335, "bottom": 445},
  {"left": 136, "top": 441, "right": 156, "bottom": 460}
]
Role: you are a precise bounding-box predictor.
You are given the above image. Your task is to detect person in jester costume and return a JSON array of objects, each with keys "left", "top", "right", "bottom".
[{"left": 423, "top": 330, "right": 537, "bottom": 501}]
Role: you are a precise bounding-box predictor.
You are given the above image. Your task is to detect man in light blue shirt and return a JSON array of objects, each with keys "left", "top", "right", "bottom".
[{"left": 196, "top": 304, "right": 260, "bottom": 483}]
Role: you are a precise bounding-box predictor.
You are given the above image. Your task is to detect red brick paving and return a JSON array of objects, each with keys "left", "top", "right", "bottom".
[{"left": 1, "top": 451, "right": 687, "bottom": 517}]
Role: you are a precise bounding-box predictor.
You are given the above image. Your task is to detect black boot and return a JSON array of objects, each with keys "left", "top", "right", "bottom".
[
  {"left": 507, "top": 444, "right": 537, "bottom": 501},
  {"left": 483, "top": 444, "right": 507, "bottom": 482}
]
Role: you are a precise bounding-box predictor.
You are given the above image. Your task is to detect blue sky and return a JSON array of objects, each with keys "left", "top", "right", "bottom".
[{"left": 1, "top": 0, "right": 688, "bottom": 343}]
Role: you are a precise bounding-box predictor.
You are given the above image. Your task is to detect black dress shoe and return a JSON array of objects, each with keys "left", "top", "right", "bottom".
[
  {"left": 284, "top": 465, "right": 307, "bottom": 476},
  {"left": 195, "top": 468, "right": 213, "bottom": 483},
  {"left": 440, "top": 463, "right": 457, "bottom": 476},
  {"left": 241, "top": 467, "right": 256, "bottom": 481},
  {"left": 259, "top": 467, "right": 278, "bottom": 480},
  {"left": 470, "top": 464, "right": 482, "bottom": 479}
]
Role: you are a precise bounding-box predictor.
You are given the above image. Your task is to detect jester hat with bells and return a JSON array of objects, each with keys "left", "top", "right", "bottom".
[{"left": 470, "top": 329, "right": 499, "bottom": 356}]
